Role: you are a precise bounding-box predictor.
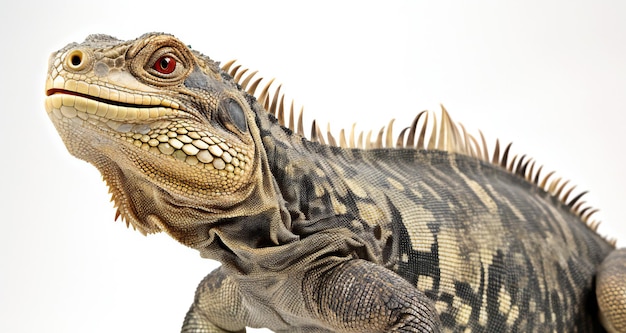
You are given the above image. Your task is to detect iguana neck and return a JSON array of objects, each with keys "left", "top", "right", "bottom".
[
  {"left": 255, "top": 109, "right": 398, "bottom": 268},
  {"left": 167, "top": 104, "right": 301, "bottom": 273},
  {"left": 198, "top": 107, "right": 371, "bottom": 275},
  {"left": 257, "top": 111, "right": 347, "bottom": 229}
]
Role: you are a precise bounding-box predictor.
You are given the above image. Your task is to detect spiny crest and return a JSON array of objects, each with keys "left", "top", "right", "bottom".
[
  {"left": 221, "top": 61, "right": 610, "bottom": 242},
  {"left": 222, "top": 60, "right": 482, "bottom": 153},
  {"left": 222, "top": 60, "right": 307, "bottom": 137}
]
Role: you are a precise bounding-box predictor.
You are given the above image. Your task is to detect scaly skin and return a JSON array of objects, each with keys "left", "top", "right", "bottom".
[{"left": 45, "top": 33, "right": 626, "bottom": 332}]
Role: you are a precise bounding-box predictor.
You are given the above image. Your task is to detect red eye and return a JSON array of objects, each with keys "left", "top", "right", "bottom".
[{"left": 153, "top": 56, "right": 176, "bottom": 74}]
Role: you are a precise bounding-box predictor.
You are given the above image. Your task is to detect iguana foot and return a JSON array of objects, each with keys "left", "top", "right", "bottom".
[
  {"left": 181, "top": 268, "right": 247, "bottom": 333},
  {"left": 597, "top": 248, "right": 626, "bottom": 333},
  {"left": 182, "top": 310, "right": 245, "bottom": 333}
]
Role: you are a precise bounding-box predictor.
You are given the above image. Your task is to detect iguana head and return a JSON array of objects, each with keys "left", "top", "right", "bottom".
[{"left": 45, "top": 33, "right": 266, "bottom": 239}]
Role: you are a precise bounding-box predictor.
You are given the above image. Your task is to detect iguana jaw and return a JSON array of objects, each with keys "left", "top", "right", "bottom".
[{"left": 44, "top": 79, "right": 176, "bottom": 234}]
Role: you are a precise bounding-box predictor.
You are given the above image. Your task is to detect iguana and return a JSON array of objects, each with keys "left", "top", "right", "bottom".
[{"left": 44, "top": 33, "right": 626, "bottom": 332}]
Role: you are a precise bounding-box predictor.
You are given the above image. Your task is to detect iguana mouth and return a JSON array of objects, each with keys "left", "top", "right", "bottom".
[
  {"left": 46, "top": 88, "right": 161, "bottom": 109},
  {"left": 44, "top": 80, "right": 180, "bottom": 123}
]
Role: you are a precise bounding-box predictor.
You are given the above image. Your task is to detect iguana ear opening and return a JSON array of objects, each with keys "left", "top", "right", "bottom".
[{"left": 216, "top": 98, "right": 248, "bottom": 134}]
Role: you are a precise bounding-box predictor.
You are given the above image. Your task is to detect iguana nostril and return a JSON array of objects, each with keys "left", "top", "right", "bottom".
[
  {"left": 65, "top": 49, "right": 88, "bottom": 71},
  {"left": 71, "top": 54, "right": 81, "bottom": 66}
]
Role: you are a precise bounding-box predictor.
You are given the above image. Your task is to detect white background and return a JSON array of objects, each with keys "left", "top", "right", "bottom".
[{"left": 2, "top": 1, "right": 626, "bottom": 332}]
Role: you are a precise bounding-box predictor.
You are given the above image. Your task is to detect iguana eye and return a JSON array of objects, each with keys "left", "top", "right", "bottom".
[
  {"left": 154, "top": 56, "right": 176, "bottom": 74},
  {"left": 142, "top": 49, "right": 187, "bottom": 82},
  {"left": 128, "top": 37, "right": 194, "bottom": 85}
]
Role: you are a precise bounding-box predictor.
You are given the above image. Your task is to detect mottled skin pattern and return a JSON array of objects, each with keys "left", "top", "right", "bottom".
[{"left": 44, "top": 33, "right": 626, "bottom": 332}]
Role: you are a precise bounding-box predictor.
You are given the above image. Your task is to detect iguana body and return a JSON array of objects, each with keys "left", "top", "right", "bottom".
[{"left": 44, "top": 33, "right": 626, "bottom": 332}]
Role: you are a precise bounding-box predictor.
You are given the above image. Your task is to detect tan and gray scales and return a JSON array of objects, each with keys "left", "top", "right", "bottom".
[{"left": 44, "top": 33, "right": 626, "bottom": 332}]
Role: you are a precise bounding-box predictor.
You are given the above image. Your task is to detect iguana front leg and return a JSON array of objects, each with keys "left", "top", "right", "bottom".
[
  {"left": 182, "top": 267, "right": 248, "bottom": 333},
  {"left": 184, "top": 260, "right": 442, "bottom": 332},
  {"left": 303, "top": 259, "right": 442, "bottom": 332}
]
